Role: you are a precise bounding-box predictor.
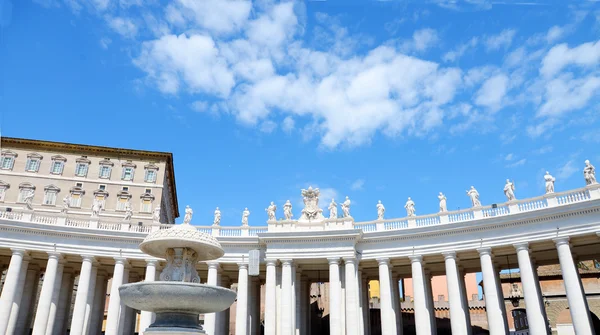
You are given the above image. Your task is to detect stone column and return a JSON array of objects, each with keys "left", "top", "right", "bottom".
[
  {"left": 45, "top": 260, "right": 65, "bottom": 335},
  {"left": 340, "top": 264, "right": 346, "bottom": 335},
  {"left": 477, "top": 248, "right": 509, "bottom": 335},
  {"left": 294, "top": 269, "right": 301, "bottom": 335},
  {"left": 83, "top": 265, "right": 98, "bottom": 334},
  {"left": 391, "top": 274, "right": 402, "bottom": 335},
  {"left": 281, "top": 259, "right": 294, "bottom": 335},
  {"left": 54, "top": 269, "right": 74, "bottom": 335},
  {"left": 457, "top": 267, "right": 472, "bottom": 334},
  {"left": 105, "top": 257, "right": 127, "bottom": 335},
  {"left": 139, "top": 259, "right": 158, "bottom": 335},
  {"left": 443, "top": 252, "right": 470, "bottom": 335},
  {"left": 276, "top": 265, "right": 282, "bottom": 335},
  {"left": 410, "top": 255, "right": 431, "bottom": 335},
  {"left": 300, "top": 275, "right": 309, "bottom": 335},
  {"left": 514, "top": 243, "right": 547, "bottom": 335},
  {"left": 264, "top": 259, "right": 278, "bottom": 335},
  {"left": 236, "top": 263, "right": 249, "bottom": 335},
  {"left": 328, "top": 258, "right": 342, "bottom": 335},
  {"left": 216, "top": 276, "right": 231, "bottom": 335},
  {"left": 249, "top": 276, "right": 261, "bottom": 335},
  {"left": 357, "top": 270, "right": 364, "bottom": 335},
  {"left": 424, "top": 271, "right": 437, "bottom": 335},
  {"left": 69, "top": 255, "right": 95, "bottom": 335},
  {"left": 203, "top": 261, "right": 220, "bottom": 335},
  {"left": 344, "top": 258, "right": 359, "bottom": 335},
  {"left": 378, "top": 258, "right": 397, "bottom": 335},
  {"left": 119, "top": 268, "right": 132, "bottom": 335},
  {"left": 90, "top": 270, "right": 108, "bottom": 335},
  {"left": 554, "top": 237, "right": 594, "bottom": 335},
  {"left": 12, "top": 263, "right": 38, "bottom": 335},
  {"left": 361, "top": 275, "right": 371, "bottom": 335},
  {"left": 0, "top": 249, "right": 28, "bottom": 334},
  {"left": 32, "top": 252, "right": 62, "bottom": 335}
]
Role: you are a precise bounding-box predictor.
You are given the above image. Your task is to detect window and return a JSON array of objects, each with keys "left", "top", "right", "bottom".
[
  {"left": 25, "top": 153, "right": 43, "bottom": 172},
  {"left": 145, "top": 188, "right": 152, "bottom": 194},
  {"left": 140, "top": 192, "right": 155, "bottom": 213},
  {"left": 116, "top": 190, "right": 132, "bottom": 211},
  {"left": 122, "top": 167, "right": 135, "bottom": 181},
  {"left": 43, "top": 185, "right": 60, "bottom": 206},
  {"left": 144, "top": 163, "right": 159, "bottom": 183},
  {"left": 99, "top": 185, "right": 106, "bottom": 191},
  {"left": 75, "top": 157, "right": 91, "bottom": 177},
  {"left": 122, "top": 186, "right": 129, "bottom": 191},
  {"left": 18, "top": 183, "right": 36, "bottom": 203},
  {"left": 49, "top": 155, "right": 67, "bottom": 175},
  {"left": 0, "top": 181, "right": 10, "bottom": 202},
  {"left": 98, "top": 159, "right": 114, "bottom": 179},
  {"left": 69, "top": 185, "right": 85, "bottom": 208},
  {"left": 1, "top": 150, "right": 17, "bottom": 170},
  {"left": 76, "top": 183, "right": 83, "bottom": 188}
]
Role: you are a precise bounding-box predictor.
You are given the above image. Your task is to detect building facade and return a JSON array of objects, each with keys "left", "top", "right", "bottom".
[{"left": 0, "top": 150, "right": 599, "bottom": 335}]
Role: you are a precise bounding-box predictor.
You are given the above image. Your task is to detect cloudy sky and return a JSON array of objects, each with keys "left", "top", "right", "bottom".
[{"left": 1, "top": 0, "right": 599, "bottom": 225}]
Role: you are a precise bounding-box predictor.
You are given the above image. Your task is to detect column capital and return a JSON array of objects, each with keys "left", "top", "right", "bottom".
[
  {"left": 238, "top": 263, "right": 249, "bottom": 269},
  {"left": 376, "top": 257, "right": 390, "bottom": 265},
  {"left": 10, "top": 248, "right": 28, "bottom": 257},
  {"left": 265, "top": 259, "right": 278, "bottom": 266},
  {"left": 477, "top": 247, "right": 493, "bottom": 256},
  {"left": 442, "top": 251, "right": 457, "bottom": 260},
  {"left": 81, "top": 255, "right": 96, "bottom": 263},
  {"left": 409, "top": 255, "right": 423, "bottom": 263},
  {"left": 513, "top": 242, "right": 530, "bottom": 252},
  {"left": 207, "top": 261, "right": 221, "bottom": 270},
  {"left": 114, "top": 257, "right": 129, "bottom": 265},
  {"left": 327, "top": 257, "right": 340, "bottom": 265},
  {"left": 553, "top": 236, "right": 570, "bottom": 246},
  {"left": 145, "top": 259, "right": 160, "bottom": 267},
  {"left": 47, "top": 252, "right": 63, "bottom": 260},
  {"left": 343, "top": 257, "right": 357, "bottom": 264}
]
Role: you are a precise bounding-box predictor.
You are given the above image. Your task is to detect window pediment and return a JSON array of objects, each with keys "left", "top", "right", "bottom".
[
  {"left": 117, "top": 190, "right": 132, "bottom": 198},
  {"left": 99, "top": 159, "right": 114, "bottom": 166},
  {"left": 122, "top": 161, "right": 137, "bottom": 168},
  {"left": 76, "top": 157, "right": 91, "bottom": 164},
  {"left": 51, "top": 155, "right": 67, "bottom": 162},
  {"left": 140, "top": 192, "right": 155, "bottom": 201},
  {"left": 0, "top": 180, "right": 10, "bottom": 189},
  {"left": 144, "top": 163, "right": 159, "bottom": 171},
  {"left": 27, "top": 152, "right": 43, "bottom": 160},
  {"left": 70, "top": 186, "right": 85, "bottom": 195},
  {"left": 19, "top": 182, "right": 36, "bottom": 190},
  {"left": 1, "top": 150, "right": 18, "bottom": 158},
  {"left": 94, "top": 189, "right": 109, "bottom": 197},
  {"left": 44, "top": 184, "right": 61, "bottom": 192}
]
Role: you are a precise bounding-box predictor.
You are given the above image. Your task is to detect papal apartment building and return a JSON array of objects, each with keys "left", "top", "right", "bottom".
[{"left": 0, "top": 137, "right": 179, "bottom": 225}]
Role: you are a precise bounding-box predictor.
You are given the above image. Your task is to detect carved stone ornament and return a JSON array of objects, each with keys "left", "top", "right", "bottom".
[{"left": 299, "top": 186, "right": 324, "bottom": 221}]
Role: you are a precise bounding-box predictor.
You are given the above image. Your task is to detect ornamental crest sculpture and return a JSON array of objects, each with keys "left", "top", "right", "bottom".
[{"left": 299, "top": 186, "right": 324, "bottom": 221}]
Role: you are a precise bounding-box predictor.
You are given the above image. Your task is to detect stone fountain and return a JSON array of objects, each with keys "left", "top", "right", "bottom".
[{"left": 119, "top": 207, "right": 236, "bottom": 334}]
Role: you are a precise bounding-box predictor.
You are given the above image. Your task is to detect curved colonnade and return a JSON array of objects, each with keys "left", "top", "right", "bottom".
[{"left": 0, "top": 184, "right": 599, "bottom": 335}]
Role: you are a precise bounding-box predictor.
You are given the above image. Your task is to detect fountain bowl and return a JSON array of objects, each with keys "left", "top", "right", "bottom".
[{"left": 119, "top": 281, "right": 236, "bottom": 314}]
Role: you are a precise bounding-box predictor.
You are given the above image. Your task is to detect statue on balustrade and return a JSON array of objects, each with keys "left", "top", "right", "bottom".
[
  {"left": 376, "top": 200, "right": 385, "bottom": 220},
  {"left": 91, "top": 198, "right": 103, "bottom": 217},
  {"left": 544, "top": 171, "right": 555, "bottom": 194},
  {"left": 283, "top": 200, "right": 293, "bottom": 220},
  {"left": 242, "top": 208, "right": 250, "bottom": 226},
  {"left": 62, "top": 195, "right": 71, "bottom": 214},
  {"left": 328, "top": 199, "right": 338, "bottom": 219},
  {"left": 153, "top": 207, "right": 161, "bottom": 222},
  {"left": 213, "top": 207, "right": 221, "bottom": 225},
  {"left": 504, "top": 179, "right": 516, "bottom": 201},
  {"left": 341, "top": 196, "right": 351, "bottom": 218},
  {"left": 23, "top": 191, "right": 34, "bottom": 210},
  {"left": 265, "top": 202, "right": 277, "bottom": 221},
  {"left": 466, "top": 186, "right": 482, "bottom": 207},
  {"left": 438, "top": 192, "right": 447, "bottom": 212},
  {"left": 123, "top": 201, "right": 133, "bottom": 222},
  {"left": 300, "top": 186, "right": 324, "bottom": 221},
  {"left": 183, "top": 205, "right": 193, "bottom": 224},
  {"left": 405, "top": 197, "right": 415, "bottom": 217},
  {"left": 584, "top": 160, "right": 597, "bottom": 185}
]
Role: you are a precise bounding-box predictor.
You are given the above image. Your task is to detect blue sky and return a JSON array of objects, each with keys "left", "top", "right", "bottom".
[{"left": 1, "top": 0, "right": 600, "bottom": 226}]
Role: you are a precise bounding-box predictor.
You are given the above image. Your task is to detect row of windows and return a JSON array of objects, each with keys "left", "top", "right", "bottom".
[
  {"left": 0, "top": 182, "right": 156, "bottom": 213},
  {"left": 0, "top": 151, "right": 159, "bottom": 183}
]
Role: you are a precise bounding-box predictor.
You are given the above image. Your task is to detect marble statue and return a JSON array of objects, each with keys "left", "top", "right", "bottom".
[
  {"left": 341, "top": 196, "right": 351, "bottom": 218},
  {"left": 265, "top": 202, "right": 277, "bottom": 221},
  {"left": 242, "top": 208, "right": 250, "bottom": 226},
  {"left": 544, "top": 171, "right": 555, "bottom": 194},
  {"left": 62, "top": 195, "right": 70, "bottom": 214},
  {"left": 123, "top": 201, "right": 133, "bottom": 222},
  {"left": 584, "top": 160, "right": 597, "bottom": 185},
  {"left": 213, "top": 207, "right": 221, "bottom": 225},
  {"left": 405, "top": 197, "right": 415, "bottom": 217},
  {"left": 23, "top": 191, "right": 34, "bottom": 210},
  {"left": 466, "top": 186, "right": 481, "bottom": 207},
  {"left": 328, "top": 199, "right": 338, "bottom": 219},
  {"left": 183, "top": 205, "right": 193, "bottom": 224},
  {"left": 283, "top": 200, "right": 293, "bottom": 220},
  {"left": 438, "top": 192, "right": 447, "bottom": 212},
  {"left": 504, "top": 179, "right": 516, "bottom": 201},
  {"left": 91, "top": 198, "right": 102, "bottom": 217},
  {"left": 153, "top": 207, "right": 161, "bottom": 222},
  {"left": 376, "top": 200, "right": 385, "bottom": 220},
  {"left": 300, "top": 186, "right": 324, "bottom": 221}
]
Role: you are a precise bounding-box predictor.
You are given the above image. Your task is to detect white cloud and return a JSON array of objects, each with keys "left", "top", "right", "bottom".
[
  {"left": 505, "top": 153, "right": 514, "bottom": 161},
  {"left": 485, "top": 29, "right": 516, "bottom": 51},
  {"left": 166, "top": 0, "right": 252, "bottom": 35},
  {"left": 443, "top": 37, "right": 478, "bottom": 62},
  {"left": 474, "top": 73, "right": 509, "bottom": 109},
  {"left": 538, "top": 74, "right": 600, "bottom": 117},
  {"left": 546, "top": 25, "right": 566, "bottom": 43},
  {"left": 99, "top": 37, "right": 112, "bottom": 49},
  {"left": 319, "top": 188, "right": 338, "bottom": 203},
  {"left": 402, "top": 28, "right": 439, "bottom": 53},
  {"left": 190, "top": 101, "right": 208, "bottom": 112},
  {"left": 260, "top": 120, "right": 277, "bottom": 133},
  {"left": 541, "top": 40, "right": 600, "bottom": 78},
  {"left": 350, "top": 179, "right": 365, "bottom": 191},
  {"left": 507, "top": 158, "right": 526, "bottom": 168},
  {"left": 557, "top": 159, "right": 578, "bottom": 179},
  {"left": 282, "top": 116, "right": 295, "bottom": 133},
  {"left": 107, "top": 16, "right": 138, "bottom": 39}
]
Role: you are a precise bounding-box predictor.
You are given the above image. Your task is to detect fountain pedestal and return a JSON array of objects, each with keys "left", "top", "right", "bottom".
[{"left": 119, "top": 220, "right": 236, "bottom": 334}]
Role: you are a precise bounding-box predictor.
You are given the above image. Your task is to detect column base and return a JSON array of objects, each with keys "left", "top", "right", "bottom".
[
  {"left": 145, "top": 328, "right": 205, "bottom": 335},
  {"left": 147, "top": 312, "right": 205, "bottom": 335}
]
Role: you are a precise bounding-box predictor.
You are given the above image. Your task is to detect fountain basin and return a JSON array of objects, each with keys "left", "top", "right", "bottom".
[{"left": 119, "top": 282, "right": 236, "bottom": 314}]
